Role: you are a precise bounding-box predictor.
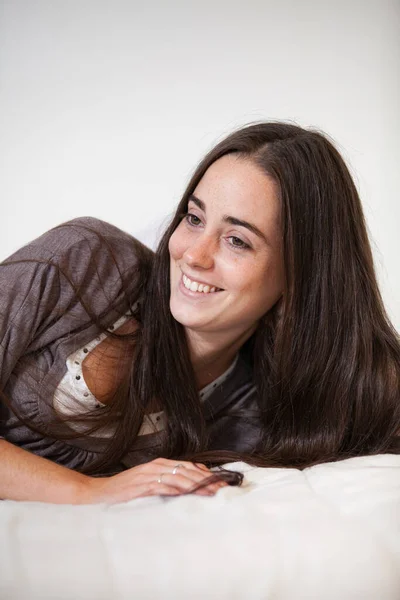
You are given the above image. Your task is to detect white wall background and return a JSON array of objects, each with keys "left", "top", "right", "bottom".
[{"left": 0, "top": 0, "right": 399, "bottom": 330}]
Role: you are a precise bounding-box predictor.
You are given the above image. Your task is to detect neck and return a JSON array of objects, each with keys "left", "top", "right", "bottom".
[{"left": 186, "top": 325, "right": 256, "bottom": 389}]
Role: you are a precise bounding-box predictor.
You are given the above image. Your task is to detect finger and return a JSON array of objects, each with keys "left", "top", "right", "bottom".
[
  {"left": 131, "top": 473, "right": 226, "bottom": 499},
  {"left": 151, "top": 482, "right": 215, "bottom": 498},
  {"left": 144, "top": 481, "right": 216, "bottom": 498},
  {"left": 194, "top": 462, "right": 212, "bottom": 473},
  {"left": 152, "top": 472, "right": 208, "bottom": 492},
  {"left": 133, "top": 484, "right": 183, "bottom": 499},
  {"left": 126, "top": 460, "right": 227, "bottom": 494},
  {"left": 157, "top": 461, "right": 229, "bottom": 491},
  {"left": 153, "top": 458, "right": 212, "bottom": 474},
  {"left": 152, "top": 471, "right": 227, "bottom": 495}
]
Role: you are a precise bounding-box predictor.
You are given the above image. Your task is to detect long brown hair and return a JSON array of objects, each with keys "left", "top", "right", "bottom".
[
  {"left": 140, "top": 122, "right": 400, "bottom": 469},
  {"left": 3, "top": 122, "right": 400, "bottom": 475}
]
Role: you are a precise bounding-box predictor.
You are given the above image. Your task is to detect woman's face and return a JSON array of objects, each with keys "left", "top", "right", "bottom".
[{"left": 169, "top": 154, "right": 284, "bottom": 340}]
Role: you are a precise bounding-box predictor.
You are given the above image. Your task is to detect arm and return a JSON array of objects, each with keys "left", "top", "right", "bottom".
[
  {"left": 0, "top": 440, "right": 224, "bottom": 503},
  {"left": 0, "top": 253, "right": 96, "bottom": 503},
  {"left": 0, "top": 439, "right": 91, "bottom": 503}
]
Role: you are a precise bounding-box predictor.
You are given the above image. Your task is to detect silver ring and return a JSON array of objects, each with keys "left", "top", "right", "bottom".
[
  {"left": 172, "top": 463, "right": 184, "bottom": 475},
  {"left": 157, "top": 472, "right": 167, "bottom": 484}
]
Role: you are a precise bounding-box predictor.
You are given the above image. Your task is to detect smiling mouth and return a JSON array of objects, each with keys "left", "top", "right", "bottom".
[{"left": 182, "top": 274, "right": 223, "bottom": 294}]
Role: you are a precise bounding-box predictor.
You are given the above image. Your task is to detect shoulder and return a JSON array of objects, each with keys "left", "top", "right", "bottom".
[
  {"left": 3, "top": 216, "right": 154, "bottom": 277},
  {"left": 20, "top": 216, "right": 152, "bottom": 260},
  {"left": 1, "top": 217, "right": 154, "bottom": 319}
]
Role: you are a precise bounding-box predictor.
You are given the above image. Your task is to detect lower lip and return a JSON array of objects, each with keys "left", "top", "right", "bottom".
[{"left": 178, "top": 277, "right": 222, "bottom": 299}]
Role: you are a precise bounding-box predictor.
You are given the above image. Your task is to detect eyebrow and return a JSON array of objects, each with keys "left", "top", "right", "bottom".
[{"left": 188, "top": 194, "right": 268, "bottom": 243}]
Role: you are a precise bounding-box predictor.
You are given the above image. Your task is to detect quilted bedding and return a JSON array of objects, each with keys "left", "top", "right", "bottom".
[{"left": 1, "top": 454, "right": 400, "bottom": 600}]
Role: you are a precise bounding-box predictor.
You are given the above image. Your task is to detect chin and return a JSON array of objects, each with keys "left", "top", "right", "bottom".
[{"left": 170, "top": 303, "right": 198, "bottom": 328}]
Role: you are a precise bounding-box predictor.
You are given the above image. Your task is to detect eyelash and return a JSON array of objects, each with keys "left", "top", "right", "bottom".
[{"left": 184, "top": 213, "right": 251, "bottom": 251}]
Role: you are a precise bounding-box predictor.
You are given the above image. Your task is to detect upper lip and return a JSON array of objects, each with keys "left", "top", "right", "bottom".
[{"left": 181, "top": 270, "right": 222, "bottom": 289}]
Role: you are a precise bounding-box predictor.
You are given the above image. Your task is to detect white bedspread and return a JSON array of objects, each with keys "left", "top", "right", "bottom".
[{"left": 1, "top": 454, "right": 400, "bottom": 600}]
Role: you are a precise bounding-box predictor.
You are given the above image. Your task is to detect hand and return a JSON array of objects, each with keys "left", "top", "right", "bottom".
[{"left": 81, "top": 457, "right": 228, "bottom": 504}]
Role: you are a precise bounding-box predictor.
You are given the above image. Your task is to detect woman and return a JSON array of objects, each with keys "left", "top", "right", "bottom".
[{"left": 1, "top": 122, "right": 399, "bottom": 504}]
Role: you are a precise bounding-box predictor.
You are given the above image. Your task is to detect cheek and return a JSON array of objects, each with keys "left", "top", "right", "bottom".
[
  {"left": 168, "top": 228, "right": 186, "bottom": 261},
  {"left": 238, "top": 258, "right": 284, "bottom": 302},
  {"left": 225, "top": 257, "right": 266, "bottom": 292}
]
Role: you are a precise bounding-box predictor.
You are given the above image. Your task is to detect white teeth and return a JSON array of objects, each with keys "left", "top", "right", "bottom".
[{"left": 181, "top": 274, "right": 219, "bottom": 294}]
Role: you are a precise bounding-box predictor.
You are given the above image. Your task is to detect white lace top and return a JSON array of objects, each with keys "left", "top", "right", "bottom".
[{"left": 53, "top": 315, "right": 238, "bottom": 438}]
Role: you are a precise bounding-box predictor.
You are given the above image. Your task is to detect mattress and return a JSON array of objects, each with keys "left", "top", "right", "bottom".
[{"left": 1, "top": 453, "right": 400, "bottom": 599}]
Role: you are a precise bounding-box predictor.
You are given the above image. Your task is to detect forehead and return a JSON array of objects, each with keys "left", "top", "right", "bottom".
[{"left": 193, "top": 154, "right": 280, "bottom": 226}]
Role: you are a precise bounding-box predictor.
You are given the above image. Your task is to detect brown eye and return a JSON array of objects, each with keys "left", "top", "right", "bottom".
[
  {"left": 228, "top": 236, "right": 250, "bottom": 250},
  {"left": 186, "top": 214, "right": 202, "bottom": 226}
]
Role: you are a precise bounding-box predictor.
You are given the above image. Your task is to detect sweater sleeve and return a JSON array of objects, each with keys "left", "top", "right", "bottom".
[
  {"left": 0, "top": 260, "right": 60, "bottom": 392},
  {"left": 0, "top": 217, "right": 151, "bottom": 438}
]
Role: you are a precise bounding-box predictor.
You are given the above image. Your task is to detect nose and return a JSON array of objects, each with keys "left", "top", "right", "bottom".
[{"left": 183, "top": 234, "right": 215, "bottom": 270}]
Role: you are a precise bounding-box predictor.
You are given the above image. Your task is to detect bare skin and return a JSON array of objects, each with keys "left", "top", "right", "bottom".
[{"left": 81, "top": 318, "right": 137, "bottom": 405}]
